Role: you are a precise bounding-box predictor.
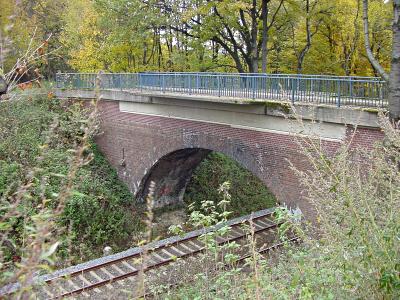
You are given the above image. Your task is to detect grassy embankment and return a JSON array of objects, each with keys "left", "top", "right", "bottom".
[{"left": 0, "top": 94, "right": 145, "bottom": 265}]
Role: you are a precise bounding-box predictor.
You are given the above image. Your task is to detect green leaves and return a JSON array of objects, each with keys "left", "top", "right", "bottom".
[
  {"left": 184, "top": 152, "right": 276, "bottom": 218},
  {"left": 0, "top": 94, "right": 142, "bottom": 275},
  {"left": 379, "top": 266, "right": 400, "bottom": 295}
]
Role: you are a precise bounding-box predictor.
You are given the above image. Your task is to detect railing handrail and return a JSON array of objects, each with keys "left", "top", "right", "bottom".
[
  {"left": 55, "top": 72, "right": 388, "bottom": 108},
  {"left": 57, "top": 72, "right": 384, "bottom": 81},
  {"left": 139, "top": 72, "right": 384, "bottom": 80}
]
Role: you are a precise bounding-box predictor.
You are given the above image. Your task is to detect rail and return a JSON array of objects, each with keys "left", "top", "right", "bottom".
[
  {"left": 1, "top": 208, "right": 299, "bottom": 299},
  {"left": 56, "top": 72, "right": 388, "bottom": 108}
]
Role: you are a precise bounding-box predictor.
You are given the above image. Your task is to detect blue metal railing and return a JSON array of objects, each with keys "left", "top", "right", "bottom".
[{"left": 56, "top": 72, "right": 388, "bottom": 108}]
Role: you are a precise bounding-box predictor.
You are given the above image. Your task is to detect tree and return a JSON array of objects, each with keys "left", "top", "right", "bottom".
[
  {"left": 261, "top": 0, "right": 269, "bottom": 72},
  {"left": 320, "top": 0, "right": 361, "bottom": 75},
  {"left": 1, "top": 0, "right": 391, "bottom": 76},
  {"left": 61, "top": 0, "right": 106, "bottom": 72},
  {"left": 0, "top": 0, "right": 15, "bottom": 71},
  {"left": 172, "top": 0, "right": 285, "bottom": 73},
  {"left": 338, "top": 0, "right": 361, "bottom": 76},
  {"left": 388, "top": 0, "right": 400, "bottom": 120},
  {"left": 292, "top": 0, "right": 326, "bottom": 73},
  {"left": 362, "top": 0, "right": 389, "bottom": 80}
]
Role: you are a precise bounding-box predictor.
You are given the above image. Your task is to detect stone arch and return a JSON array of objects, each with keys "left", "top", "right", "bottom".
[
  {"left": 93, "top": 101, "right": 311, "bottom": 216},
  {"left": 136, "top": 145, "right": 271, "bottom": 208}
]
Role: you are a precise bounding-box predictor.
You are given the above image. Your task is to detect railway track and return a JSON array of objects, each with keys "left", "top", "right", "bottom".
[{"left": 1, "top": 208, "right": 300, "bottom": 299}]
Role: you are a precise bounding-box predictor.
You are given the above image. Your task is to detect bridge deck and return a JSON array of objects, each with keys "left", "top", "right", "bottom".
[{"left": 109, "top": 87, "right": 388, "bottom": 108}]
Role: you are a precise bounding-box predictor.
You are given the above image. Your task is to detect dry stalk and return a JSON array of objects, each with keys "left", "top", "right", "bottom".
[
  {"left": 3, "top": 29, "right": 60, "bottom": 95},
  {"left": 248, "top": 216, "right": 261, "bottom": 300},
  {"left": 136, "top": 181, "right": 156, "bottom": 299},
  {"left": 0, "top": 72, "right": 101, "bottom": 298}
]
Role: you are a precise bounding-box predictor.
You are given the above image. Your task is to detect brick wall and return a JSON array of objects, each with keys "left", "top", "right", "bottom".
[{"left": 93, "top": 101, "right": 384, "bottom": 219}]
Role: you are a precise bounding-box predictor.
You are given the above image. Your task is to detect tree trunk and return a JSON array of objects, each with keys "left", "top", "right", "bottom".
[
  {"left": 143, "top": 42, "right": 147, "bottom": 66},
  {"left": 233, "top": 51, "right": 246, "bottom": 73},
  {"left": 389, "top": 0, "right": 400, "bottom": 120},
  {"left": 0, "top": 75, "right": 7, "bottom": 96},
  {"left": 250, "top": 0, "right": 259, "bottom": 73},
  {"left": 158, "top": 30, "right": 163, "bottom": 71},
  {"left": 0, "top": 29, "right": 4, "bottom": 72},
  {"left": 261, "top": 0, "right": 269, "bottom": 73},
  {"left": 297, "top": 0, "right": 312, "bottom": 74},
  {"left": 362, "top": 0, "right": 389, "bottom": 81}
]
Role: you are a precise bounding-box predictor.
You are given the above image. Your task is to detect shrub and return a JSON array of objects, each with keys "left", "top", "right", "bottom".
[
  {"left": 184, "top": 152, "right": 276, "bottom": 217},
  {"left": 0, "top": 95, "right": 143, "bottom": 271}
]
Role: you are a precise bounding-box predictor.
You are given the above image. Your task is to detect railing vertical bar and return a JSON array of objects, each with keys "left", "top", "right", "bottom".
[
  {"left": 291, "top": 77, "right": 295, "bottom": 104},
  {"left": 188, "top": 74, "right": 191, "bottom": 95},
  {"left": 196, "top": 73, "right": 199, "bottom": 95},
  {"left": 218, "top": 75, "right": 221, "bottom": 97},
  {"left": 252, "top": 76, "right": 255, "bottom": 100}
]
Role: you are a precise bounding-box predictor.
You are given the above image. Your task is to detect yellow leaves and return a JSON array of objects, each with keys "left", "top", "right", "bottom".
[
  {"left": 62, "top": 0, "right": 100, "bottom": 45},
  {"left": 37, "top": 41, "right": 48, "bottom": 56},
  {"left": 68, "top": 40, "right": 104, "bottom": 72},
  {"left": 61, "top": 0, "right": 106, "bottom": 72},
  {"left": 47, "top": 92, "right": 55, "bottom": 100}
]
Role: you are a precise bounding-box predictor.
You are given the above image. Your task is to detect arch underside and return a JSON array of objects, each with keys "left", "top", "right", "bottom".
[{"left": 137, "top": 148, "right": 212, "bottom": 207}]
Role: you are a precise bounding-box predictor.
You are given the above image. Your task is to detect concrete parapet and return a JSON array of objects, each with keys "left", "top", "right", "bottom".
[{"left": 56, "top": 89, "right": 382, "bottom": 129}]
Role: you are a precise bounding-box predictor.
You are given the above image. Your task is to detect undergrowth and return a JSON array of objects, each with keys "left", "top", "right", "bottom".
[
  {"left": 166, "top": 115, "right": 400, "bottom": 299},
  {"left": 0, "top": 94, "right": 143, "bottom": 274},
  {"left": 184, "top": 152, "right": 276, "bottom": 217}
]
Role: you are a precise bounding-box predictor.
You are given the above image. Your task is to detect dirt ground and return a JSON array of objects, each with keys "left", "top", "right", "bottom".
[{"left": 152, "top": 206, "right": 188, "bottom": 239}]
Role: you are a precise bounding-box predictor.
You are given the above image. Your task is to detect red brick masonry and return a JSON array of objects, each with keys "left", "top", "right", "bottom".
[{"left": 94, "top": 101, "right": 384, "bottom": 218}]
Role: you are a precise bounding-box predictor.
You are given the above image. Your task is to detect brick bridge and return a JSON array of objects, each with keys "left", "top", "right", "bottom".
[{"left": 56, "top": 72, "right": 386, "bottom": 218}]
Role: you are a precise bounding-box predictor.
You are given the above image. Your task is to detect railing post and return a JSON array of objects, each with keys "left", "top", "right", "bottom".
[
  {"left": 337, "top": 80, "right": 341, "bottom": 107},
  {"left": 189, "top": 74, "right": 192, "bottom": 95},
  {"left": 252, "top": 76, "right": 256, "bottom": 99},
  {"left": 218, "top": 75, "right": 221, "bottom": 97},
  {"left": 138, "top": 73, "right": 142, "bottom": 91},
  {"left": 291, "top": 77, "right": 295, "bottom": 104},
  {"left": 196, "top": 73, "right": 199, "bottom": 92},
  {"left": 162, "top": 74, "right": 165, "bottom": 93},
  {"left": 349, "top": 77, "right": 353, "bottom": 99},
  {"left": 56, "top": 71, "right": 61, "bottom": 89}
]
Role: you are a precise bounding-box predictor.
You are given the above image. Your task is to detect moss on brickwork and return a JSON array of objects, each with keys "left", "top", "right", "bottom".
[
  {"left": 264, "top": 100, "right": 291, "bottom": 114},
  {"left": 361, "top": 107, "right": 380, "bottom": 113},
  {"left": 246, "top": 99, "right": 292, "bottom": 114}
]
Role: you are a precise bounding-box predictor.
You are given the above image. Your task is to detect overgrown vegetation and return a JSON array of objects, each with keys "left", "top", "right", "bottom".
[
  {"left": 0, "top": 93, "right": 277, "bottom": 294},
  {"left": 0, "top": 94, "right": 143, "bottom": 274},
  {"left": 184, "top": 152, "right": 276, "bottom": 217},
  {"left": 166, "top": 116, "right": 400, "bottom": 299},
  {"left": 1, "top": 89, "right": 398, "bottom": 299}
]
